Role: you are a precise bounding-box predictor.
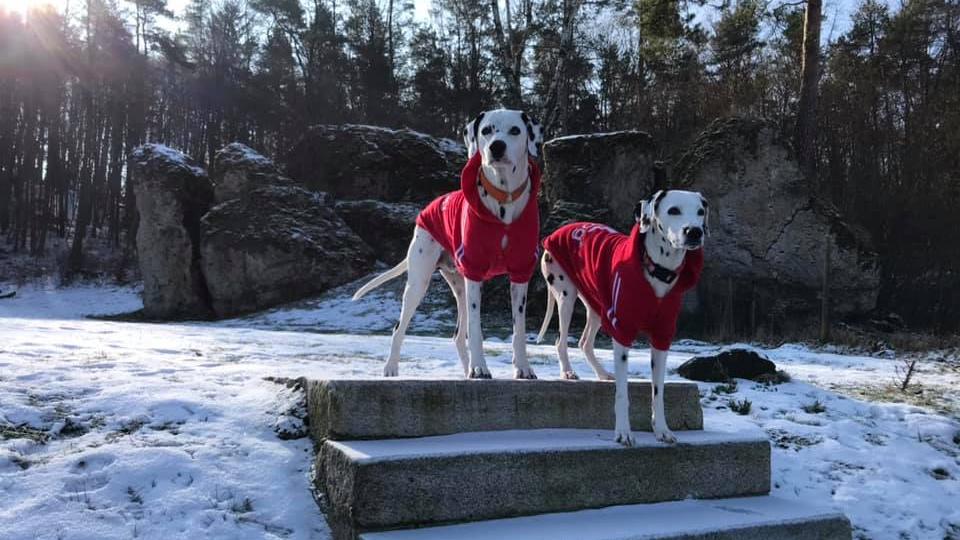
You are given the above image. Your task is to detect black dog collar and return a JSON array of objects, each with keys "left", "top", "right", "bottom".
[{"left": 642, "top": 251, "right": 681, "bottom": 285}]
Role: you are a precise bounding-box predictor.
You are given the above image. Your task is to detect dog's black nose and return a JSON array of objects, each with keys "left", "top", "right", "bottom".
[
  {"left": 489, "top": 140, "right": 507, "bottom": 160},
  {"left": 685, "top": 227, "right": 703, "bottom": 242}
]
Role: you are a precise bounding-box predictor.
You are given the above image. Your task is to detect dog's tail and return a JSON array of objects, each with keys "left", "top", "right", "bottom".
[
  {"left": 536, "top": 287, "right": 556, "bottom": 344},
  {"left": 352, "top": 259, "right": 409, "bottom": 301}
]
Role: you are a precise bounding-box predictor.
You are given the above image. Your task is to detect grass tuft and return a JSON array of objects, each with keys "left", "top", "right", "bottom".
[
  {"left": 127, "top": 487, "right": 143, "bottom": 505},
  {"left": 728, "top": 398, "right": 752, "bottom": 415},
  {"left": 231, "top": 497, "right": 254, "bottom": 514},
  {"left": 712, "top": 381, "right": 738, "bottom": 395},
  {"left": 755, "top": 369, "right": 792, "bottom": 385},
  {"left": 802, "top": 400, "right": 827, "bottom": 414}
]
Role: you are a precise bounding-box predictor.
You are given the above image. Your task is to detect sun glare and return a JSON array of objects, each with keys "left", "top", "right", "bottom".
[{"left": 0, "top": 0, "right": 56, "bottom": 18}]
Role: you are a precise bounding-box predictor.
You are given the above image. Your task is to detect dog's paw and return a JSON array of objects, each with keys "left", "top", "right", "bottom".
[
  {"left": 614, "top": 429, "right": 636, "bottom": 447},
  {"left": 514, "top": 367, "right": 537, "bottom": 380},
  {"left": 383, "top": 363, "right": 399, "bottom": 377},
  {"left": 469, "top": 366, "right": 492, "bottom": 379},
  {"left": 595, "top": 370, "right": 614, "bottom": 381},
  {"left": 654, "top": 427, "right": 678, "bottom": 444},
  {"left": 561, "top": 371, "right": 580, "bottom": 380}
]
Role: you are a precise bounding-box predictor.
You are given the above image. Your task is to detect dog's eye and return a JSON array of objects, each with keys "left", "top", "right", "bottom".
[
  {"left": 509, "top": 126, "right": 522, "bottom": 135},
  {"left": 667, "top": 207, "right": 681, "bottom": 216},
  {"left": 698, "top": 208, "right": 705, "bottom": 216},
  {"left": 481, "top": 126, "right": 492, "bottom": 136}
]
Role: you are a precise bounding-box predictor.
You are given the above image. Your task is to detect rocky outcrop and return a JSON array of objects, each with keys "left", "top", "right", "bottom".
[
  {"left": 284, "top": 124, "right": 464, "bottom": 203},
  {"left": 129, "top": 144, "right": 214, "bottom": 319},
  {"left": 333, "top": 200, "right": 421, "bottom": 264},
  {"left": 672, "top": 117, "right": 880, "bottom": 327},
  {"left": 201, "top": 186, "right": 376, "bottom": 317},
  {"left": 212, "top": 142, "right": 297, "bottom": 203},
  {"left": 536, "top": 119, "right": 880, "bottom": 334},
  {"left": 130, "top": 141, "right": 380, "bottom": 320},
  {"left": 542, "top": 131, "right": 659, "bottom": 231}
]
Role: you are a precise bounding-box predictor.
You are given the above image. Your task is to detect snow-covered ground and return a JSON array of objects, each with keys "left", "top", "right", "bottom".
[{"left": 1, "top": 284, "right": 959, "bottom": 539}]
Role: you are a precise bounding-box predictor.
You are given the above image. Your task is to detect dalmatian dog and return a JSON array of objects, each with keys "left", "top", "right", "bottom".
[
  {"left": 537, "top": 190, "right": 707, "bottom": 445},
  {"left": 353, "top": 109, "right": 544, "bottom": 379}
]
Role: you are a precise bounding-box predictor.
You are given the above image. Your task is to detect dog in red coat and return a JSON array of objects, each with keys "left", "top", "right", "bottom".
[
  {"left": 537, "top": 190, "right": 708, "bottom": 445},
  {"left": 353, "top": 109, "right": 544, "bottom": 379}
]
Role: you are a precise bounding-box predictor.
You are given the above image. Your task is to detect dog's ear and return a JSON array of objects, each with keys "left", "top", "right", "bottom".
[
  {"left": 635, "top": 196, "right": 657, "bottom": 233},
  {"left": 651, "top": 189, "right": 666, "bottom": 212},
  {"left": 463, "top": 112, "right": 485, "bottom": 158},
  {"left": 637, "top": 190, "right": 664, "bottom": 233},
  {"left": 520, "top": 112, "right": 543, "bottom": 158}
]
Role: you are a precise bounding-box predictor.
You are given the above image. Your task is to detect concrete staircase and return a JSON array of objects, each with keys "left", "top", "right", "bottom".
[{"left": 307, "top": 379, "right": 851, "bottom": 540}]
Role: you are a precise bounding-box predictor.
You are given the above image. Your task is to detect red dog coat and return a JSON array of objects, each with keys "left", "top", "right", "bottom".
[
  {"left": 415, "top": 152, "right": 541, "bottom": 284},
  {"left": 543, "top": 222, "right": 704, "bottom": 349}
]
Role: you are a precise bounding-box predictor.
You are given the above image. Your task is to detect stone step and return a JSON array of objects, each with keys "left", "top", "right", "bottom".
[
  {"left": 359, "top": 496, "right": 852, "bottom": 540},
  {"left": 317, "top": 428, "right": 770, "bottom": 538},
  {"left": 307, "top": 379, "right": 703, "bottom": 442}
]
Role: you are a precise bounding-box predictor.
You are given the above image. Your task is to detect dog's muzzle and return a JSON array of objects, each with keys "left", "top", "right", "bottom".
[{"left": 684, "top": 227, "right": 704, "bottom": 248}]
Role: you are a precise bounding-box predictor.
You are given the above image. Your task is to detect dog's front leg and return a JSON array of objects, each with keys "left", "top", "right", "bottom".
[
  {"left": 650, "top": 347, "right": 677, "bottom": 443},
  {"left": 465, "top": 278, "right": 491, "bottom": 378},
  {"left": 510, "top": 282, "right": 536, "bottom": 379},
  {"left": 613, "top": 341, "right": 635, "bottom": 446}
]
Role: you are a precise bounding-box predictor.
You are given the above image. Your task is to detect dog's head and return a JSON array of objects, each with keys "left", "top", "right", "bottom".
[
  {"left": 634, "top": 190, "right": 709, "bottom": 250},
  {"left": 463, "top": 109, "right": 543, "bottom": 170}
]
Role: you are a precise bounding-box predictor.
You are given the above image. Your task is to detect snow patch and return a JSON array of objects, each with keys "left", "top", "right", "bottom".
[{"left": 1, "top": 286, "right": 958, "bottom": 539}]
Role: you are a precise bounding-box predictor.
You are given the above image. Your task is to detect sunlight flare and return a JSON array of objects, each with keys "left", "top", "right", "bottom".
[{"left": 0, "top": 0, "right": 56, "bottom": 18}]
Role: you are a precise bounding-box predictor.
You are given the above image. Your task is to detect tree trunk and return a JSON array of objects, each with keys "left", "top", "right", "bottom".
[
  {"left": 68, "top": 0, "right": 97, "bottom": 276},
  {"left": 543, "top": 0, "right": 579, "bottom": 134},
  {"left": 820, "top": 234, "right": 831, "bottom": 342},
  {"left": 795, "top": 0, "right": 822, "bottom": 182},
  {"left": 490, "top": 0, "right": 523, "bottom": 107},
  {"left": 387, "top": 0, "right": 394, "bottom": 71}
]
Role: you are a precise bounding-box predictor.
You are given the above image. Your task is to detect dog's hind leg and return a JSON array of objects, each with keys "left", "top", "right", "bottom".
[
  {"left": 439, "top": 262, "right": 469, "bottom": 377},
  {"left": 542, "top": 254, "right": 578, "bottom": 380},
  {"left": 510, "top": 282, "right": 536, "bottom": 379},
  {"left": 579, "top": 301, "right": 613, "bottom": 381},
  {"left": 385, "top": 227, "right": 443, "bottom": 377},
  {"left": 554, "top": 285, "right": 579, "bottom": 380},
  {"left": 650, "top": 347, "right": 677, "bottom": 443}
]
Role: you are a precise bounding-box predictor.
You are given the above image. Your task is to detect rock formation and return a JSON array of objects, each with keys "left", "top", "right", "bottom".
[
  {"left": 128, "top": 144, "right": 213, "bottom": 319},
  {"left": 201, "top": 186, "right": 375, "bottom": 317},
  {"left": 284, "top": 124, "right": 464, "bottom": 203},
  {"left": 542, "top": 131, "right": 659, "bottom": 231},
  {"left": 672, "top": 117, "right": 880, "bottom": 330}
]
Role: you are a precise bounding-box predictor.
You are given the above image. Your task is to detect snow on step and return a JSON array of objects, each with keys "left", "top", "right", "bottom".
[
  {"left": 328, "top": 427, "right": 764, "bottom": 463},
  {"left": 307, "top": 378, "right": 703, "bottom": 441},
  {"left": 318, "top": 428, "right": 771, "bottom": 536},
  {"left": 360, "top": 496, "right": 852, "bottom": 540}
]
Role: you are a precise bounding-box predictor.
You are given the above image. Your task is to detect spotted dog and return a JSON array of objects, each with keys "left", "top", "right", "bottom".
[
  {"left": 353, "top": 109, "right": 544, "bottom": 379},
  {"left": 536, "top": 190, "right": 707, "bottom": 445}
]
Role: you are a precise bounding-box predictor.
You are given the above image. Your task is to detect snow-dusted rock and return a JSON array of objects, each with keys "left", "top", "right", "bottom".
[
  {"left": 542, "top": 131, "right": 659, "bottom": 232},
  {"left": 540, "top": 120, "right": 880, "bottom": 332},
  {"left": 211, "top": 142, "right": 297, "bottom": 203},
  {"left": 333, "top": 200, "right": 422, "bottom": 263},
  {"left": 676, "top": 347, "right": 777, "bottom": 382},
  {"left": 673, "top": 117, "right": 880, "bottom": 324},
  {"left": 284, "top": 124, "right": 464, "bottom": 202},
  {"left": 128, "top": 143, "right": 214, "bottom": 319},
  {"left": 200, "top": 186, "right": 375, "bottom": 317}
]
